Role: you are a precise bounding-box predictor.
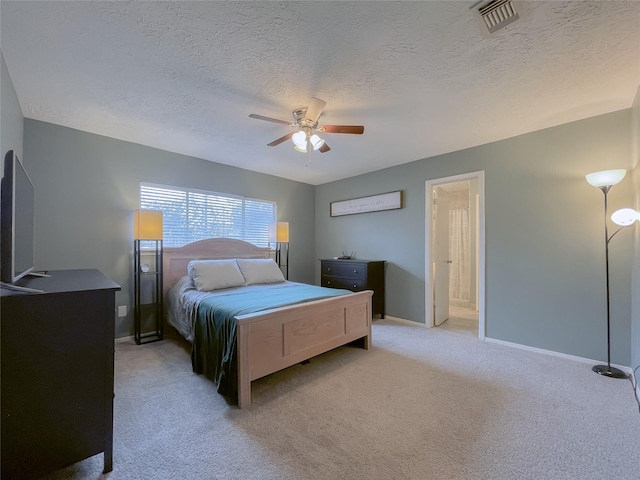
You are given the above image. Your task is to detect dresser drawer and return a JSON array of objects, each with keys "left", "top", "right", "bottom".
[
  {"left": 321, "top": 276, "right": 366, "bottom": 290},
  {"left": 321, "top": 262, "right": 366, "bottom": 279}
]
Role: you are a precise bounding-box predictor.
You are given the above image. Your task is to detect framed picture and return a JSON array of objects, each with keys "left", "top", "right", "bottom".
[{"left": 330, "top": 190, "right": 403, "bottom": 217}]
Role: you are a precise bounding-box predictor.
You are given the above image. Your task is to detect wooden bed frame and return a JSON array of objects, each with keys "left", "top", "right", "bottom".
[{"left": 163, "top": 238, "right": 373, "bottom": 408}]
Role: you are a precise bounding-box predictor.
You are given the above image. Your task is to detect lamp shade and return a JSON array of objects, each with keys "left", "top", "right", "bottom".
[
  {"left": 611, "top": 208, "right": 639, "bottom": 227},
  {"left": 292, "top": 130, "right": 307, "bottom": 148},
  {"left": 268, "top": 221, "right": 289, "bottom": 243},
  {"left": 134, "top": 209, "right": 163, "bottom": 240},
  {"left": 309, "top": 134, "right": 325, "bottom": 151},
  {"left": 585, "top": 169, "right": 626, "bottom": 188}
]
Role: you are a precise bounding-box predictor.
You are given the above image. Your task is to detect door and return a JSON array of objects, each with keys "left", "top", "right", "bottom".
[{"left": 433, "top": 186, "right": 450, "bottom": 326}]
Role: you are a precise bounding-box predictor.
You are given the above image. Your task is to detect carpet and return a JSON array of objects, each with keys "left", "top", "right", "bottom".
[{"left": 40, "top": 319, "right": 640, "bottom": 480}]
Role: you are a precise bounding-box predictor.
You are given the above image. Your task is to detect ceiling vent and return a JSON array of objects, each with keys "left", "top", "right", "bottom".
[{"left": 476, "top": 0, "right": 519, "bottom": 33}]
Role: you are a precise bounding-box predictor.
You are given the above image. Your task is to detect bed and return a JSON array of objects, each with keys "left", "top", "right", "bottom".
[{"left": 162, "top": 238, "right": 373, "bottom": 408}]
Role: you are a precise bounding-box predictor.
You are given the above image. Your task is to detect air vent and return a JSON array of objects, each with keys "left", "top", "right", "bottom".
[{"left": 477, "top": 0, "right": 519, "bottom": 33}]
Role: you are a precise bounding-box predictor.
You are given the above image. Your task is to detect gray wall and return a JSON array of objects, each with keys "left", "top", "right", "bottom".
[
  {"left": 316, "top": 110, "right": 635, "bottom": 366},
  {"left": 24, "top": 119, "right": 316, "bottom": 338},
  {"left": 1, "top": 49, "right": 23, "bottom": 160}
]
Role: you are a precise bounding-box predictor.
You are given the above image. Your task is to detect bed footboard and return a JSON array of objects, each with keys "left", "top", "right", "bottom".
[{"left": 235, "top": 290, "right": 373, "bottom": 408}]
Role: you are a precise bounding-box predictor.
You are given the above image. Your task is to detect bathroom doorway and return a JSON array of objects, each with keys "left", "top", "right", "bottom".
[{"left": 425, "top": 172, "right": 485, "bottom": 339}]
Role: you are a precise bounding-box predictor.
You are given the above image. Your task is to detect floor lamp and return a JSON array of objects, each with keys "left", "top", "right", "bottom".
[
  {"left": 133, "top": 209, "right": 164, "bottom": 345},
  {"left": 269, "top": 221, "right": 289, "bottom": 279},
  {"left": 585, "top": 169, "right": 639, "bottom": 378}
]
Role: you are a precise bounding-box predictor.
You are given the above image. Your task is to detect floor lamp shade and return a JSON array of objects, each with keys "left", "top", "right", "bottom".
[
  {"left": 134, "top": 210, "right": 163, "bottom": 240},
  {"left": 585, "top": 169, "right": 626, "bottom": 188},
  {"left": 268, "top": 222, "right": 289, "bottom": 243},
  {"left": 611, "top": 208, "right": 640, "bottom": 226}
]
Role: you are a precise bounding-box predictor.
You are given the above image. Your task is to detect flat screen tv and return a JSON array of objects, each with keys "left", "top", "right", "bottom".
[{"left": 1, "top": 150, "right": 35, "bottom": 284}]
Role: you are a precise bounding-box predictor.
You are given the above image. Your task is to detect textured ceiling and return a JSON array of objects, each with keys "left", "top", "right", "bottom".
[{"left": 1, "top": 1, "right": 639, "bottom": 185}]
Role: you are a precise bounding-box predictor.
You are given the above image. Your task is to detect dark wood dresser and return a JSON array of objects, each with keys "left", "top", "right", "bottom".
[
  {"left": 320, "top": 259, "right": 386, "bottom": 318},
  {"left": 1, "top": 269, "right": 120, "bottom": 480}
]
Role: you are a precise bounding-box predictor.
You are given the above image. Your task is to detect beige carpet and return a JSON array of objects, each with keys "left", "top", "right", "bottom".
[{"left": 41, "top": 319, "right": 640, "bottom": 480}]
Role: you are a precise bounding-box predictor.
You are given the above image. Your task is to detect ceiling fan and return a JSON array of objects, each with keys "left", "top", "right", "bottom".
[{"left": 249, "top": 97, "right": 364, "bottom": 154}]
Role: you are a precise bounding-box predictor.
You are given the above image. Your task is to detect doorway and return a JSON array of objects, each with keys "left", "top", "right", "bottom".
[{"left": 425, "top": 172, "right": 485, "bottom": 339}]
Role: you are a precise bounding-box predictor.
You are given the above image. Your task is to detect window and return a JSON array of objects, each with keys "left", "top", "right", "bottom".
[{"left": 140, "top": 183, "right": 277, "bottom": 248}]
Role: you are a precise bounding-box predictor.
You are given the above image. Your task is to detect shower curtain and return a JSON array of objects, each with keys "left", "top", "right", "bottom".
[{"left": 449, "top": 208, "right": 470, "bottom": 306}]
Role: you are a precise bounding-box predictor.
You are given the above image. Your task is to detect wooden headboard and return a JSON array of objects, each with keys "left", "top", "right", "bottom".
[{"left": 162, "top": 238, "right": 271, "bottom": 295}]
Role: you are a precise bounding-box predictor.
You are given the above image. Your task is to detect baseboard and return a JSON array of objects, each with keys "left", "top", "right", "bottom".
[{"left": 485, "top": 337, "right": 633, "bottom": 376}]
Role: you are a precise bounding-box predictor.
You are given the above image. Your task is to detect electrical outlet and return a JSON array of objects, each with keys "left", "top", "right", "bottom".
[{"left": 117, "top": 305, "right": 127, "bottom": 317}]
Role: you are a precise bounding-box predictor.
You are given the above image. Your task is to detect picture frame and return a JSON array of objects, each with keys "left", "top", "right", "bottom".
[{"left": 330, "top": 190, "right": 403, "bottom": 217}]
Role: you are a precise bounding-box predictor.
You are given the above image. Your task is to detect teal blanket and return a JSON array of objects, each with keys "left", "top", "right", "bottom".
[{"left": 190, "top": 283, "right": 351, "bottom": 403}]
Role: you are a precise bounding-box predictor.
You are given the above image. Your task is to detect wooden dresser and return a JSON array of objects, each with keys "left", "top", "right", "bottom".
[
  {"left": 1, "top": 269, "right": 120, "bottom": 480},
  {"left": 320, "top": 259, "right": 386, "bottom": 318}
]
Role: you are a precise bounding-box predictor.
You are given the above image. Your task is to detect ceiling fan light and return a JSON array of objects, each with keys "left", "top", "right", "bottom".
[
  {"left": 293, "top": 144, "right": 307, "bottom": 153},
  {"left": 310, "top": 134, "right": 325, "bottom": 151},
  {"left": 292, "top": 130, "right": 307, "bottom": 148}
]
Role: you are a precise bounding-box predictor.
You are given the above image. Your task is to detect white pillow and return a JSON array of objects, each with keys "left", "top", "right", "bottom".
[
  {"left": 188, "top": 259, "right": 246, "bottom": 291},
  {"left": 236, "top": 258, "right": 285, "bottom": 285}
]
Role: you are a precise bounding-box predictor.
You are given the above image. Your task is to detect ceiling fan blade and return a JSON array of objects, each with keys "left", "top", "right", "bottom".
[
  {"left": 267, "top": 132, "right": 294, "bottom": 146},
  {"left": 318, "top": 143, "right": 331, "bottom": 153},
  {"left": 305, "top": 97, "right": 326, "bottom": 124},
  {"left": 249, "top": 113, "right": 292, "bottom": 126},
  {"left": 322, "top": 125, "right": 365, "bottom": 134}
]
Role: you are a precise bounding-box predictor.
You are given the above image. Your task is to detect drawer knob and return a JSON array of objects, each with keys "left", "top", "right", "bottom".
[
  {"left": 353, "top": 270, "right": 358, "bottom": 274},
  {"left": 353, "top": 284, "right": 357, "bottom": 288}
]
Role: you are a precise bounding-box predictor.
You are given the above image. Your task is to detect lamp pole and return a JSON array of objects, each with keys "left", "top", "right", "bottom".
[
  {"left": 275, "top": 242, "right": 289, "bottom": 280},
  {"left": 270, "top": 221, "right": 290, "bottom": 280}
]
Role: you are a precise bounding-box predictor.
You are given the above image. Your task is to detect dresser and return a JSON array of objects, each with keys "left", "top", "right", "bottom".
[
  {"left": 1, "top": 269, "right": 120, "bottom": 480},
  {"left": 320, "top": 259, "right": 386, "bottom": 318}
]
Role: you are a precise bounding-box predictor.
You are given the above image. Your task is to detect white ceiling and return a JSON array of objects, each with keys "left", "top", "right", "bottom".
[{"left": 1, "top": 1, "right": 639, "bottom": 185}]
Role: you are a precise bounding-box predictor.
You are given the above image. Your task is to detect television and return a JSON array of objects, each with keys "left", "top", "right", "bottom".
[{"left": 1, "top": 150, "right": 36, "bottom": 284}]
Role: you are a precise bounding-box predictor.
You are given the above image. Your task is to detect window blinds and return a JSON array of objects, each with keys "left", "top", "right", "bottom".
[{"left": 140, "top": 183, "right": 276, "bottom": 248}]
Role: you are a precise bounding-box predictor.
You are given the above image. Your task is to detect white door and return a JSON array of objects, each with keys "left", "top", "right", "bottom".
[{"left": 433, "top": 186, "right": 450, "bottom": 326}]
